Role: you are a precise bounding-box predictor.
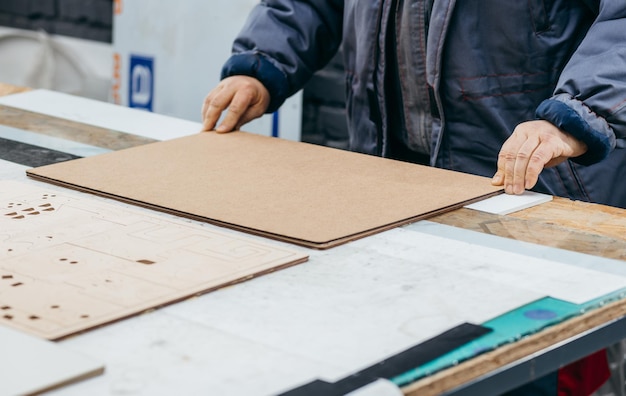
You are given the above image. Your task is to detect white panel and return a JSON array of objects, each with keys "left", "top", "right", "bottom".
[
  {"left": 465, "top": 191, "right": 553, "bottom": 215},
  {"left": 0, "top": 325, "right": 103, "bottom": 395},
  {"left": 0, "top": 90, "right": 201, "bottom": 141}
]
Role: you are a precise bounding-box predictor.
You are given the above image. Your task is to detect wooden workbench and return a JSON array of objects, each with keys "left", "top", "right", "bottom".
[{"left": 1, "top": 83, "right": 625, "bottom": 395}]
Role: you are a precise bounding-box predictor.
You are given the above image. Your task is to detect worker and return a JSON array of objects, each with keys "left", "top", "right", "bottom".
[
  {"left": 202, "top": 0, "right": 626, "bottom": 210},
  {"left": 202, "top": 2, "right": 626, "bottom": 393}
]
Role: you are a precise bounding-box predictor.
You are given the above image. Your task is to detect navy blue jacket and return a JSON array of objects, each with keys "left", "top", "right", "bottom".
[{"left": 222, "top": 0, "right": 626, "bottom": 208}]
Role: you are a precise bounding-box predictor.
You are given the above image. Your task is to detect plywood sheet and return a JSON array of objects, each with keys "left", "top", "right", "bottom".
[
  {"left": 0, "top": 324, "right": 104, "bottom": 395},
  {"left": 27, "top": 132, "right": 502, "bottom": 248},
  {"left": 0, "top": 180, "right": 307, "bottom": 340}
]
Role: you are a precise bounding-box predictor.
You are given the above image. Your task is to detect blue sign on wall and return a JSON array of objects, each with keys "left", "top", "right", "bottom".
[{"left": 128, "top": 55, "right": 154, "bottom": 111}]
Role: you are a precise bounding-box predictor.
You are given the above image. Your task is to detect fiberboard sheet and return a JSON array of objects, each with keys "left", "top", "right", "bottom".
[{"left": 27, "top": 132, "right": 502, "bottom": 248}]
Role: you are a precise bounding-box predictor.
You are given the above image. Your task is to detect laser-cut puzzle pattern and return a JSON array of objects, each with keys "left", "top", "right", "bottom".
[{"left": 0, "top": 181, "right": 307, "bottom": 340}]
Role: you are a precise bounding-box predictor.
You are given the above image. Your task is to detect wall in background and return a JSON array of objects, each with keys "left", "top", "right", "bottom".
[
  {"left": 0, "top": 0, "right": 113, "bottom": 100},
  {"left": 111, "top": 0, "right": 301, "bottom": 139},
  {"left": 0, "top": 0, "right": 113, "bottom": 42},
  {"left": 0, "top": 0, "right": 348, "bottom": 144}
]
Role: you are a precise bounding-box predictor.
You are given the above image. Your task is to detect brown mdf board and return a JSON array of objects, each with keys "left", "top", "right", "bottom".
[
  {"left": 27, "top": 132, "right": 503, "bottom": 249},
  {"left": 0, "top": 180, "right": 307, "bottom": 340}
]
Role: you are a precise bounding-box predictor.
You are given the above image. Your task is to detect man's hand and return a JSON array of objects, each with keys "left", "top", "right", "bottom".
[
  {"left": 491, "top": 120, "right": 588, "bottom": 194},
  {"left": 201, "top": 76, "right": 270, "bottom": 133}
]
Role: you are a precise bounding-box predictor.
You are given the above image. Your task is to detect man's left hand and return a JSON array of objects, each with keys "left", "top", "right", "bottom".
[{"left": 491, "top": 120, "right": 587, "bottom": 194}]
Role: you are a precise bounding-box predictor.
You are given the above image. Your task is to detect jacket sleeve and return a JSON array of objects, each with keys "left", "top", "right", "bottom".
[
  {"left": 535, "top": 1, "right": 626, "bottom": 166},
  {"left": 221, "top": 0, "right": 344, "bottom": 113}
]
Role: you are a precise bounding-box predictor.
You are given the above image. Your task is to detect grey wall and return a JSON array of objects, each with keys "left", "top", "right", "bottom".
[
  {"left": 0, "top": 0, "right": 113, "bottom": 42},
  {"left": 0, "top": 1, "right": 349, "bottom": 147}
]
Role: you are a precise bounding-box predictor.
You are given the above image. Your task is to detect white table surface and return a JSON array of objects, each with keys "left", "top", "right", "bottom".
[
  {"left": 2, "top": 89, "right": 625, "bottom": 396},
  {"left": 2, "top": 157, "right": 625, "bottom": 396}
]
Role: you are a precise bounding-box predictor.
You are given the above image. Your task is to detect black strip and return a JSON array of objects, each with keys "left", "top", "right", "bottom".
[
  {"left": 279, "top": 322, "right": 491, "bottom": 396},
  {"left": 0, "top": 137, "right": 81, "bottom": 167}
]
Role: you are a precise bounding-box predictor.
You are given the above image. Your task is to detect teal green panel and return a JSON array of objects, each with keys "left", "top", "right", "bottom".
[{"left": 392, "top": 287, "right": 626, "bottom": 387}]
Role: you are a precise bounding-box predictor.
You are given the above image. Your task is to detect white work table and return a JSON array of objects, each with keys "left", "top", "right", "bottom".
[{"left": 2, "top": 87, "right": 626, "bottom": 396}]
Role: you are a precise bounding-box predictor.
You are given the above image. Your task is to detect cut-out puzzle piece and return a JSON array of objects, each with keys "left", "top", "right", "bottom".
[{"left": 0, "top": 180, "right": 308, "bottom": 340}]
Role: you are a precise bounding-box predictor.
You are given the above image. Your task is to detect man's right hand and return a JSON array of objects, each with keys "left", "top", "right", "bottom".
[{"left": 201, "top": 76, "right": 270, "bottom": 133}]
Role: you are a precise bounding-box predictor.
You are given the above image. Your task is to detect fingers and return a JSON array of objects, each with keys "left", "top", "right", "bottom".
[
  {"left": 201, "top": 76, "right": 270, "bottom": 133},
  {"left": 492, "top": 120, "right": 585, "bottom": 195},
  {"left": 234, "top": 107, "right": 265, "bottom": 131},
  {"left": 217, "top": 88, "right": 269, "bottom": 132},
  {"left": 523, "top": 140, "right": 554, "bottom": 190},
  {"left": 201, "top": 85, "right": 228, "bottom": 132},
  {"left": 512, "top": 137, "right": 543, "bottom": 194},
  {"left": 494, "top": 132, "right": 530, "bottom": 194}
]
